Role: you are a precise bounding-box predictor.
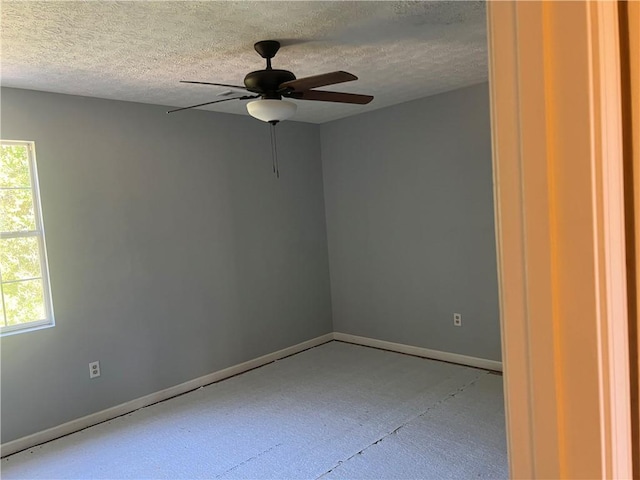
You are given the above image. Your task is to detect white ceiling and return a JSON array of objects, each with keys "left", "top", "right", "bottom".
[{"left": 0, "top": 1, "right": 488, "bottom": 124}]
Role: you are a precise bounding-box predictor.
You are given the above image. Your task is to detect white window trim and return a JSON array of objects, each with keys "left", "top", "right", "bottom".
[{"left": 1, "top": 139, "right": 55, "bottom": 335}]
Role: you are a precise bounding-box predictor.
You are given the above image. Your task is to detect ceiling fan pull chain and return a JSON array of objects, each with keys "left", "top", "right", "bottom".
[
  {"left": 270, "top": 121, "right": 280, "bottom": 179},
  {"left": 270, "top": 122, "right": 276, "bottom": 175}
]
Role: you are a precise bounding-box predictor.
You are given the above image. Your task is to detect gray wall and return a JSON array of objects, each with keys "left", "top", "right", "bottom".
[
  {"left": 321, "top": 83, "right": 500, "bottom": 361},
  {"left": 0, "top": 88, "right": 333, "bottom": 443},
  {"left": 1, "top": 82, "right": 501, "bottom": 444}
]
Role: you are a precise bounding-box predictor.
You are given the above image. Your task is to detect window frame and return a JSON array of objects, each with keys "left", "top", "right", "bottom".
[{"left": 1, "top": 139, "right": 55, "bottom": 335}]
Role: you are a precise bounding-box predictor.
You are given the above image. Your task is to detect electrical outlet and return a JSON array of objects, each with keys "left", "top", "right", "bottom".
[
  {"left": 89, "top": 361, "right": 100, "bottom": 379},
  {"left": 453, "top": 313, "right": 462, "bottom": 327}
]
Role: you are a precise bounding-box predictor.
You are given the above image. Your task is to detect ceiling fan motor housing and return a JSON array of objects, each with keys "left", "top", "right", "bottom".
[{"left": 244, "top": 69, "right": 296, "bottom": 98}]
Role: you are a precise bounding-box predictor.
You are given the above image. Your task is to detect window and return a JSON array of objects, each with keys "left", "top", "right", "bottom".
[{"left": 1, "top": 140, "right": 54, "bottom": 334}]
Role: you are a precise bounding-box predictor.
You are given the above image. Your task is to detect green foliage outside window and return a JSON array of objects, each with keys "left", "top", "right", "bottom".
[{"left": 0, "top": 143, "right": 49, "bottom": 329}]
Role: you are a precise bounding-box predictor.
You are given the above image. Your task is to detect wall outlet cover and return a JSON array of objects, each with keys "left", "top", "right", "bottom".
[{"left": 89, "top": 361, "right": 100, "bottom": 379}]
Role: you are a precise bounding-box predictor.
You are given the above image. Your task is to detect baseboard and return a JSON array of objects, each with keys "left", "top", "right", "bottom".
[
  {"left": 333, "top": 332, "right": 503, "bottom": 372},
  {"left": 1, "top": 331, "right": 500, "bottom": 457},
  {"left": 0, "top": 333, "right": 333, "bottom": 458}
]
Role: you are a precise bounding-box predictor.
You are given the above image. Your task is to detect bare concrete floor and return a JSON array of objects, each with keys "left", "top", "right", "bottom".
[{"left": 2, "top": 341, "right": 507, "bottom": 479}]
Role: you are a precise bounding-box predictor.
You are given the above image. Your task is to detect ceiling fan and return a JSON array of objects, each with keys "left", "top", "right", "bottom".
[{"left": 168, "top": 40, "right": 374, "bottom": 123}]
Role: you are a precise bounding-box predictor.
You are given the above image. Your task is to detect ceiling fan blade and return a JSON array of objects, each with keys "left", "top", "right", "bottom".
[
  {"left": 167, "top": 95, "right": 258, "bottom": 114},
  {"left": 180, "top": 81, "right": 248, "bottom": 90},
  {"left": 286, "top": 90, "right": 373, "bottom": 105},
  {"left": 278, "top": 71, "right": 357, "bottom": 93}
]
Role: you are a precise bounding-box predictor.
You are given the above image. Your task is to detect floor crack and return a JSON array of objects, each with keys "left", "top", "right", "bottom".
[
  {"left": 215, "top": 443, "right": 283, "bottom": 478},
  {"left": 315, "top": 372, "right": 486, "bottom": 479}
]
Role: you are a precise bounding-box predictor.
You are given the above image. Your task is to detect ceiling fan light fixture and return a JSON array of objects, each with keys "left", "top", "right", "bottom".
[{"left": 247, "top": 99, "right": 297, "bottom": 123}]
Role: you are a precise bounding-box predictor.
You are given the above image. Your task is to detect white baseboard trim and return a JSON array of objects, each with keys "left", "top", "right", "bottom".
[
  {"left": 1, "top": 332, "right": 501, "bottom": 457},
  {"left": 0, "top": 333, "right": 333, "bottom": 458},
  {"left": 333, "top": 332, "right": 503, "bottom": 372}
]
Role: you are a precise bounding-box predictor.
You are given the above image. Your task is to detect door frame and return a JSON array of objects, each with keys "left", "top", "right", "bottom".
[{"left": 487, "top": 1, "right": 634, "bottom": 477}]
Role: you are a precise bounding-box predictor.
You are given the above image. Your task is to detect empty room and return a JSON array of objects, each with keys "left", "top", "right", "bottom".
[{"left": 0, "top": 0, "right": 566, "bottom": 478}]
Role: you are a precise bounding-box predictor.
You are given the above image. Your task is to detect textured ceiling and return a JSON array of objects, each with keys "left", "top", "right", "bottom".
[{"left": 0, "top": 1, "right": 488, "bottom": 124}]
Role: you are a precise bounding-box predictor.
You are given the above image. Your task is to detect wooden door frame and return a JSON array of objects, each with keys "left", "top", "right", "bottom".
[
  {"left": 619, "top": 1, "right": 640, "bottom": 475},
  {"left": 487, "top": 1, "right": 634, "bottom": 477}
]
